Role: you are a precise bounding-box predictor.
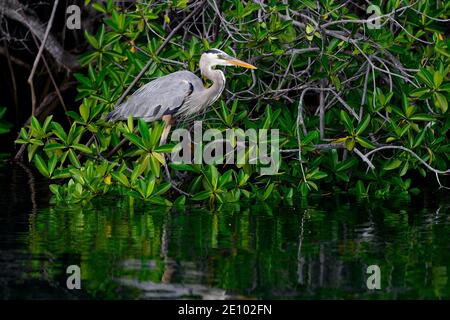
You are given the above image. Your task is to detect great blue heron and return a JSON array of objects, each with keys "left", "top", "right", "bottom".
[{"left": 104, "top": 48, "right": 256, "bottom": 144}]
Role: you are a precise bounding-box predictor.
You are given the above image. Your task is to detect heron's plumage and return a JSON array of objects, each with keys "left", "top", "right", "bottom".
[
  {"left": 104, "top": 49, "right": 254, "bottom": 124},
  {"left": 105, "top": 71, "right": 204, "bottom": 122}
]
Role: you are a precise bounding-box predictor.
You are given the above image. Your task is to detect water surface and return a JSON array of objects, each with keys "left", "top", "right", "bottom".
[{"left": 1, "top": 165, "right": 449, "bottom": 299}]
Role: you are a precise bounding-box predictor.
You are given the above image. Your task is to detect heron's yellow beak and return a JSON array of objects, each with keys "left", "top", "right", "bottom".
[{"left": 227, "top": 58, "right": 257, "bottom": 69}]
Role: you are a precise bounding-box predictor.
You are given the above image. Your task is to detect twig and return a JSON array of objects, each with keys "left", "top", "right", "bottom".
[
  {"left": 0, "top": 46, "right": 30, "bottom": 69},
  {"left": 30, "top": 33, "right": 71, "bottom": 125},
  {"left": 353, "top": 147, "right": 375, "bottom": 170},
  {"left": 106, "top": 135, "right": 131, "bottom": 158},
  {"left": 2, "top": 39, "right": 19, "bottom": 120},
  {"left": 319, "top": 81, "right": 325, "bottom": 139},
  {"left": 359, "top": 64, "right": 371, "bottom": 122},
  {"left": 2, "top": 0, "right": 78, "bottom": 69},
  {"left": 296, "top": 93, "right": 309, "bottom": 189},
  {"left": 364, "top": 145, "right": 450, "bottom": 175},
  {"left": 27, "top": 0, "right": 59, "bottom": 117}
]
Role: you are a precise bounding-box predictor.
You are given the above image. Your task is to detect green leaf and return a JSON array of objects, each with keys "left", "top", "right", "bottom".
[
  {"left": 152, "top": 152, "right": 165, "bottom": 165},
  {"left": 47, "top": 154, "right": 58, "bottom": 175},
  {"left": 138, "top": 119, "right": 150, "bottom": 145},
  {"left": 336, "top": 158, "right": 358, "bottom": 172},
  {"left": 72, "top": 144, "right": 92, "bottom": 154},
  {"left": 433, "top": 71, "right": 443, "bottom": 88},
  {"left": 34, "top": 154, "right": 49, "bottom": 177},
  {"left": 79, "top": 103, "right": 90, "bottom": 122},
  {"left": 307, "top": 180, "right": 318, "bottom": 191},
  {"left": 97, "top": 24, "right": 105, "bottom": 47},
  {"left": 356, "top": 114, "right": 371, "bottom": 135},
  {"left": 111, "top": 172, "right": 130, "bottom": 187},
  {"left": 68, "top": 149, "right": 81, "bottom": 168},
  {"left": 435, "top": 46, "right": 450, "bottom": 58},
  {"left": 148, "top": 196, "right": 171, "bottom": 206},
  {"left": 335, "top": 172, "right": 349, "bottom": 182},
  {"left": 49, "top": 184, "right": 60, "bottom": 195},
  {"left": 85, "top": 31, "right": 99, "bottom": 49},
  {"left": 145, "top": 176, "right": 155, "bottom": 198},
  {"left": 309, "top": 169, "right": 328, "bottom": 180},
  {"left": 42, "top": 116, "right": 53, "bottom": 132},
  {"left": 305, "top": 24, "right": 314, "bottom": 41},
  {"left": 340, "top": 110, "right": 354, "bottom": 133},
  {"left": 149, "top": 155, "right": 161, "bottom": 178},
  {"left": 262, "top": 183, "right": 274, "bottom": 200},
  {"left": 400, "top": 161, "right": 409, "bottom": 177},
  {"left": 174, "top": 195, "right": 186, "bottom": 206},
  {"left": 154, "top": 144, "right": 174, "bottom": 153},
  {"left": 413, "top": 129, "right": 427, "bottom": 148},
  {"left": 92, "top": 2, "right": 106, "bottom": 13},
  {"left": 219, "top": 169, "right": 233, "bottom": 188},
  {"left": 206, "top": 165, "right": 219, "bottom": 190},
  {"left": 156, "top": 182, "right": 171, "bottom": 195},
  {"left": 440, "top": 83, "right": 450, "bottom": 92},
  {"left": 416, "top": 68, "right": 434, "bottom": 87},
  {"left": 355, "top": 180, "right": 366, "bottom": 195},
  {"left": 124, "top": 132, "right": 146, "bottom": 150},
  {"left": 410, "top": 87, "right": 430, "bottom": 98},
  {"left": 401, "top": 92, "right": 409, "bottom": 113},
  {"left": 284, "top": 188, "right": 294, "bottom": 199},
  {"left": 303, "top": 130, "right": 319, "bottom": 144},
  {"left": 192, "top": 190, "right": 211, "bottom": 201},
  {"left": 384, "top": 159, "right": 402, "bottom": 170},
  {"left": 130, "top": 163, "right": 143, "bottom": 182},
  {"left": 409, "top": 114, "right": 435, "bottom": 121},
  {"left": 52, "top": 168, "right": 71, "bottom": 179},
  {"left": 127, "top": 115, "right": 134, "bottom": 132},
  {"left": 169, "top": 163, "right": 201, "bottom": 173},
  {"left": 51, "top": 122, "right": 68, "bottom": 142},
  {"left": 149, "top": 122, "right": 164, "bottom": 148},
  {"left": 27, "top": 144, "right": 39, "bottom": 162},
  {"left": 345, "top": 137, "right": 355, "bottom": 151},
  {"left": 355, "top": 136, "right": 376, "bottom": 149},
  {"left": 66, "top": 111, "right": 83, "bottom": 123},
  {"left": 434, "top": 92, "right": 448, "bottom": 113},
  {"left": 44, "top": 143, "right": 65, "bottom": 152}
]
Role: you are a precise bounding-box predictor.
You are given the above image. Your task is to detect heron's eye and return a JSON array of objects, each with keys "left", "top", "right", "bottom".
[{"left": 217, "top": 54, "right": 225, "bottom": 60}]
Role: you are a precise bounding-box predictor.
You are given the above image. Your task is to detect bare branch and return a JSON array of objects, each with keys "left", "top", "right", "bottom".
[
  {"left": 27, "top": 0, "right": 59, "bottom": 116},
  {"left": 2, "top": 0, "right": 79, "bottom": 70}
]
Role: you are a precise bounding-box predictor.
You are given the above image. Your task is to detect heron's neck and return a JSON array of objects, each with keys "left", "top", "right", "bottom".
[{"left": 199, "top": 60, "right": 226, "bottom": 105}]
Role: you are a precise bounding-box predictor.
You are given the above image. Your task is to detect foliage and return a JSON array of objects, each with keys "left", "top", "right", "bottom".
[
  {"left": 15, "top": 0, "right": 449, "bottom": 205},
  {"left": 0, "top": 107, "right": 12, "bottom": 135}
]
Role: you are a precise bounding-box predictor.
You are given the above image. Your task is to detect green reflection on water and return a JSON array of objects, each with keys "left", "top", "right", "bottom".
[{"left": 23, "top": 195, "right": 449, "bottom": 299}]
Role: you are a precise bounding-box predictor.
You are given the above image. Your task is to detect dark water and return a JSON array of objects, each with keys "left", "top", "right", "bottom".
[{"left": 1, "top": 164, "right": 449, "bottom": 300}]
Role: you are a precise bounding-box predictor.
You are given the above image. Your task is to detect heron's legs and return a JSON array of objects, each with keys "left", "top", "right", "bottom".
[
  {"left": 160, "top": 114, "right": 173, "bottom": 146},
  {"left": 160, "top": 115, "right": 173, "bottom": 181},
  {"left": 160, "top": 114, "right": 187, "bottom": 196}
]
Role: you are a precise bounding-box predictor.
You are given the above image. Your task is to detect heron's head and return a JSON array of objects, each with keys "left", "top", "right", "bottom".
[{"left": 201, "top": 49, "right": 257, "bottom": 70}]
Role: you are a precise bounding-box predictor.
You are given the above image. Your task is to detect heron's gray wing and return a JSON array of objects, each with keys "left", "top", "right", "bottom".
[{"left": 106, "top": 71, "right": 202, "bottom": 122}]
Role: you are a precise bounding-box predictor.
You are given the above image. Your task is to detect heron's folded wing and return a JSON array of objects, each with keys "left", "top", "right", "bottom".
[{"left": 116, "top": 71, "right": 200, "bottom": 121}]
